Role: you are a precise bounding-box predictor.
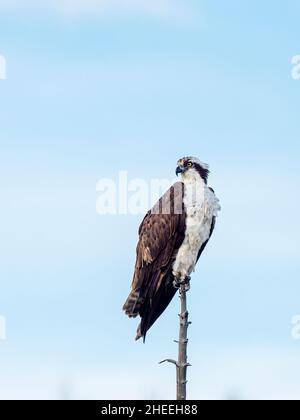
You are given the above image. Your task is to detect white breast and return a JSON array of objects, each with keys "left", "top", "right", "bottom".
[{"left": 172, "top": 177, "right": 220, "bottom": 281}]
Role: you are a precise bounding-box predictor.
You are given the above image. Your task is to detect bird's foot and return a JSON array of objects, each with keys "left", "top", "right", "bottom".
[
  {"left": 181, "top": 277, "right": 191, "bottom": 292},
  {"left": 173, "top": 276, "right": 191, "bottom": 291}
]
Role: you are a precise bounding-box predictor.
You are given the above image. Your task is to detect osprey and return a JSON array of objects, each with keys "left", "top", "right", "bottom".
[{"left": 123, "top": 157, "right": 220, "bottom": 341}]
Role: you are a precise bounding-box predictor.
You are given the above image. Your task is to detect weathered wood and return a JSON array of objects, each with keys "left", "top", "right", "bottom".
[
  {"left": 176, "top": 283, "right": 191, "bottom": 400},
  {"left": 160, "top": 281, "right": 191, "bottom": 400}
]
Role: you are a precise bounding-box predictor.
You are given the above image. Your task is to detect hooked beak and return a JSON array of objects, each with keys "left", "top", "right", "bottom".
[{"left": 176, "top": 166, "right": 186, "bottom": 177}]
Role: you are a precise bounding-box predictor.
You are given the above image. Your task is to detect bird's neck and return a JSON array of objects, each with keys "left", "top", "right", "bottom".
[
  {"left": 182, "top": 170, "right": 205, "bottom": 207},
  {"left": 182, "top": 169, "right": 205, "bottom": 187}
]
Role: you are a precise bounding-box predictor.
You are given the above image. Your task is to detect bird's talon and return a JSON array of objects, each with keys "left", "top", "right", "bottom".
[
  {"left": 173, "top": 276, "right": 191, "bottom": 290},
  {"left": 173, "top": 278, "right": 181, "bottom": 289},
  {"left": 184, "top": 282, "right": 190, "bottom": 292}
]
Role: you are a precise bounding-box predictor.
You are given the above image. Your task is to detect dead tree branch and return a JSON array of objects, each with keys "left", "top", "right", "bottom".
[{"left": 160, "top": 281, "right": 191, "bottom": 400}]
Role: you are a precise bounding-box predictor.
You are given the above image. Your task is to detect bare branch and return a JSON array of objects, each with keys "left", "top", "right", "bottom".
[
  {"left": 159, "top": 359, "right": 178, "bottom": 366},
  {"left": 176, "top": 283, "right": 190, "bottom": 400},
  {"left": 159, "top": 280, "right": 191, "bottom": 400}
]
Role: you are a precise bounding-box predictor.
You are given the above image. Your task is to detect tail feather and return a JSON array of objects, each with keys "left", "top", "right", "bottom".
[
  {"left": 124, "top": 273, "right": 178, "bottom": 342},
  {"left": 139, "top": 273, "right": 177, "bottom": 341},
  {"left": 135, "top": 324, "right": 142, "bottom": 341},
  {"left": 123, "top": 290, "right": 143, "bottom": 318}
]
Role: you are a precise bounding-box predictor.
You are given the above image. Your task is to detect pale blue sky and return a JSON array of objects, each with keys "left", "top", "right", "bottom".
[{"left": 0, "top": 0, "right": 300, "bottom": 399}]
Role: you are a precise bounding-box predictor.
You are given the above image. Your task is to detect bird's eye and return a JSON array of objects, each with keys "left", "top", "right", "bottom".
[{"left": 187, "top": 162, "right": 193, "bottom": 167}]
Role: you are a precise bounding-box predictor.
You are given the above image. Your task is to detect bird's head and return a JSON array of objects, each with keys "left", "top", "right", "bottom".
[{"left": 176, "top": 156, "right": 210, "bottom": 184}]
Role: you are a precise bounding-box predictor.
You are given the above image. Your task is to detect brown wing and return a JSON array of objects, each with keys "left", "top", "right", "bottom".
[{"left": 123, "top": 182, "right": 186, "bottom": 341}]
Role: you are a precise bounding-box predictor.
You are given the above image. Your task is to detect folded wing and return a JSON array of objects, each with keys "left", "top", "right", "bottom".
[{"left": 123, "top": 182, "right": 186, "bottom": 341}]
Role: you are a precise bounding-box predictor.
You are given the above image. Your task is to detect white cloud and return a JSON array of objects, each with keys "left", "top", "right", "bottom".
[{"left": 0, "top": 0, "right": 191, "bottom": 20}]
